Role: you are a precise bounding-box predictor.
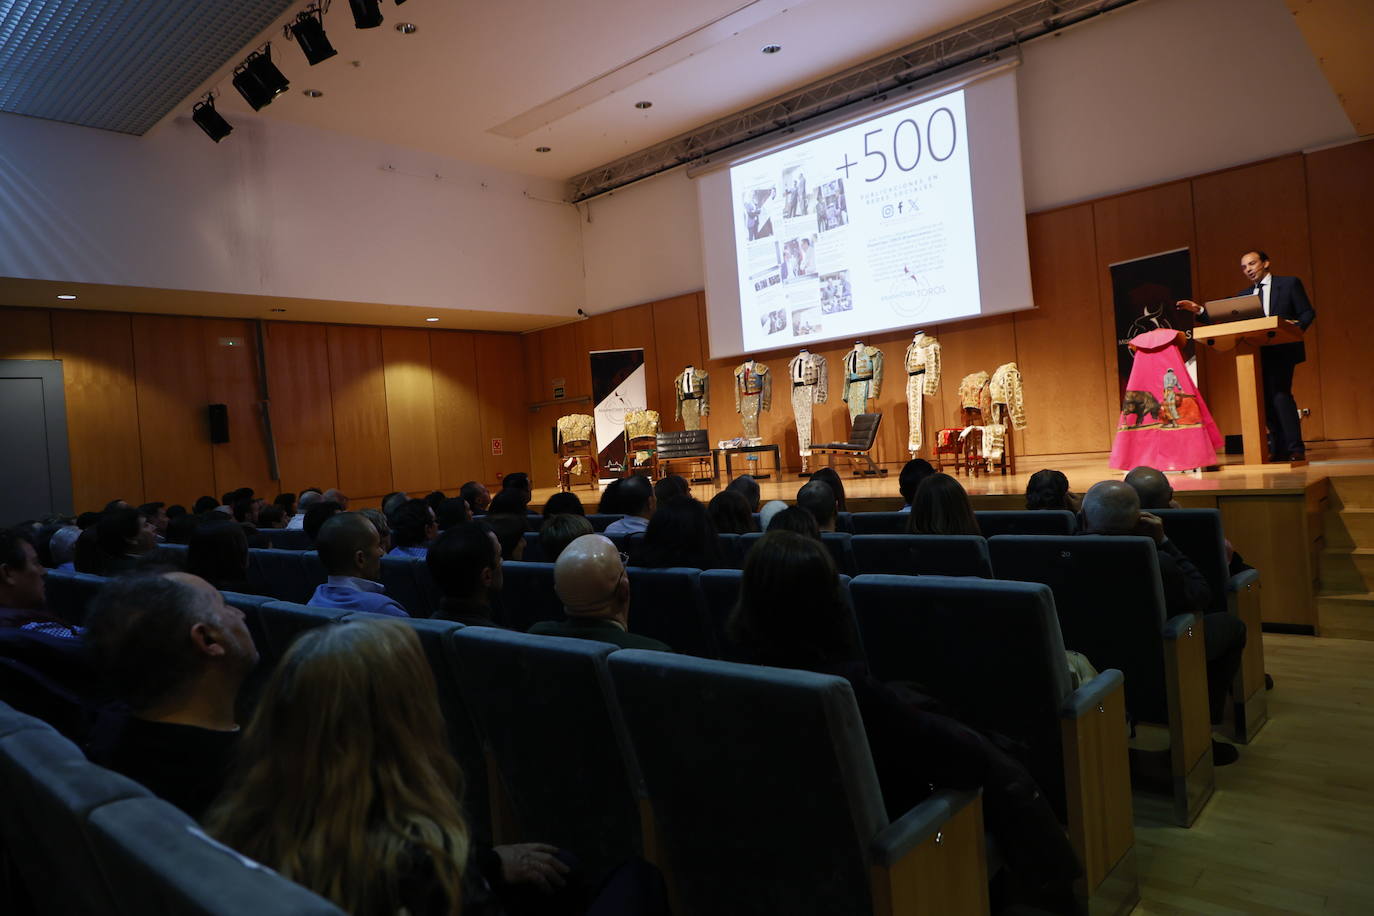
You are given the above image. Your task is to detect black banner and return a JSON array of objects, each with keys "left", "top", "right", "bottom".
[{"left": 1109, "top": 248, "right": 1195, "bottom": 390}]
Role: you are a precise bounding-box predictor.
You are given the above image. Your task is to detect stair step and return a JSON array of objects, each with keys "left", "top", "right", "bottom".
[
  {"left": 1318, "top": 591, "right": 1374, "bottom": 640},
  {"left": 1320, "top": 548, "right": 1374, "bottom": 592},
  {"left": 1323, "top": 509, "right": 1374, "bottom": 549},
  {"left": 1330, "top": 475, "right": 1374, "bottom": 509}
]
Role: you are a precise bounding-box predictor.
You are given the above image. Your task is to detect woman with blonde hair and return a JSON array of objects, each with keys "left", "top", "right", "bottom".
[{"left": 206, "top": 619, "right": 476, "bottom": 914}]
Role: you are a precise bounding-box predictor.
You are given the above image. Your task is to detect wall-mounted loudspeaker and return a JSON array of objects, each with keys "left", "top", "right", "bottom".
[{"left": 208, "top": 404, "right": 230, "bottom": 443}]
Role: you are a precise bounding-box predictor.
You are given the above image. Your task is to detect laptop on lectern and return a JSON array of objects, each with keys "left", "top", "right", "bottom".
[{"left": 1203, "top": 293, "right": 1264, "bottom": 321}]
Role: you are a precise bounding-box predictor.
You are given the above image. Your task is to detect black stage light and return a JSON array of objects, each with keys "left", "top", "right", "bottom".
[
  {"left": 191, "top": 94, "right": 232, "bottom": 142},
  {"left": 349, "top": 0, "right": 383, "bottom": 28},
  {"left": 232, "top": 45, "right": 290, "bottom": 110},
  {"left": 288, "top": 6, "right": 337, "bottom": 65}
]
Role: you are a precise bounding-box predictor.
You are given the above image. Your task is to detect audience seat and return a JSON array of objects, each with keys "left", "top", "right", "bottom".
[
  {"left": 42, "top": 570, "right": 108, "bottom": 626},
  {"left": 848, "top": 575, "right": 1138, "bottom": 911},
  {"left": 496, "top": 561, "right": 564, "bottom": 632},
  {"left": 520, "top": 533, "right": 546, "bottom": 563},
  {"left": 451, "top": 628, "right": 647, "bottom": 880},
  {"left": 0, "top": 629, "right": 106, "bottom": 742},
  {"left": 975, "top": 510, "right": 1077, "bottom": 537},
  {"left": 608, "top": 650, "right": 988, "bottom": 915},
  {"left": 1152, "top": 508, "right": 1266, "bottom": 743},
  {"left": 850, "top": 534, "right": 992, "bottom": 577},
  {"left": 989, "top": 535, "right": 1213, "bottom": 827},
  {"left": 698, "top": 569, "right": 858, "bottom": 663},
  {"left": 0, "top": 719, "right": 151, "bottom": 913},
  {"left": 254, "top": 602, "right": 348, "bottom": 672},
  {"left": 737, "top": 532, "right": 856, "bottom": 576},
  {"left": 378, "top": 555, "right": 435, "bottom": 618},
  {"left": 88, "top": 796, "right": 346, "bottom": 915},
  {"left": 259, "top": 527, "right": 313, "bottom": 550},
  {"left": 835, "top": 511, "right": 854, "bottom": 534},
  {"left": 247, "top": 549, "right": 325, "bottom": 605},
  {"left": 849, "top": 512, "right": 909, "bottom": 535},
  {"left": 625, "top": 567, "right": 718, "bottom": 657}
]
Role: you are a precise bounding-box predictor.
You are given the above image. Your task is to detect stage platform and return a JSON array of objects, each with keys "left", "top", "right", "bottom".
[{"left": 528, "top": 447, "right": 1374, "bottom": 636}]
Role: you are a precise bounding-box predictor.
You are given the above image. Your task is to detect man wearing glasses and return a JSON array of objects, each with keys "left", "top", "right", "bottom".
[{"left": 531, "top": 535, "right": 671, "bottom": 651}]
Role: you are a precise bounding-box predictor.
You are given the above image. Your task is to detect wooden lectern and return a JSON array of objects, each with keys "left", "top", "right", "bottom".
[{"left": 1192, "top": 316, "right": 1306, "bottom": 468}]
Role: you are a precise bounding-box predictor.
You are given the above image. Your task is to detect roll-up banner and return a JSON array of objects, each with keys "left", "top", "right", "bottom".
[
  {"left": 1109, "top": 248, "right": 1196, "bottom": 389},
  {"left": 589, "top": 349, "right": 647, "bottom": 479}
]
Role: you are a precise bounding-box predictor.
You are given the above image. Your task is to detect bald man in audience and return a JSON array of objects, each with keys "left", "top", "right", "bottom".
[
  {"left": 1081, "top": 480, "right": 1246, "bottom": 764},
  {"left": 530, "top": 534, "right": 670, "bottom": 651},
  {"left": 307, "top": 513, "right": 409, "bottom": 617},
  {"left": 1125, "top": 464, "right": 1252, "bottom": 575},
  {"left": 285, "top": 489, "right": 323, "bottom": 530}
]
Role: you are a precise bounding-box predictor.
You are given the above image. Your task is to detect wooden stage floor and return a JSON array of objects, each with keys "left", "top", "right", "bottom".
[{"left": 529, "top": 448, "right": 1374, "bottom": 509}]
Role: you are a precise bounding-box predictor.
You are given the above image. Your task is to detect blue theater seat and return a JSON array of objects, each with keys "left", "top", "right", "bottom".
[{"left": 850, "top": 534, "right": 992, "bottom": 577}]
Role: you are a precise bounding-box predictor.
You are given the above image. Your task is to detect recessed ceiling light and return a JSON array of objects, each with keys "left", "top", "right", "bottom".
[
  {"left": 535, "top": 146, "right": 551, "bottom": 153},
  {"left": 425, "top": 317, "right": 440, "bottom": 322},
  {"left": 56, "top": 294, "right": 77, "bottom": 300},
  {"left": 634, "top": 100, "right": 652, "bottom": 109},
  {"left": 396, "top": 22, "right": 417, "bottom": 34},
  {"left": 303, "top": 89, "right": 323, "bottom": 98},
  {"left": 761, "top": 44, "right": 782, "bottom": 54}
]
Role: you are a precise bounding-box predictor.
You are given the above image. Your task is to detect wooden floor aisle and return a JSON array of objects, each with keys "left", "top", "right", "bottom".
[{"left": 1133, "top": 634, "right": 1374, "bottom": 914}]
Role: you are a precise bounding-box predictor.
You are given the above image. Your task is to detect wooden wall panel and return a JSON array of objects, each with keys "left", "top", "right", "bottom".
[
  {"left": 611, "top": 303, "right": 658, "bottom": 395},
  {"left": 651, "top": 293, "right": 707, "bottom": 428},
  {"left": 327, "top": 326, "right": 392, "bottom": 499},
  {"left": 1092, "top": 182, "right": 1197, "bottom": 444},
  {"left": 574, "top": 313, "right": 615, "bottom": 399},
  {"left": 130, "top": 315, "right": 215, "bottom": 505},
  {"left": 1019, "top": 205, "right": 1112, "bottom": 456},
  {"left": 1191, "top": 155, "right": 1320, "bottom": 439},
  {"left": 202, "top": 319, "right": 274, "bottom": 500},
  {"left": 381, "top": 329, "right": 441, "bottom": 493},
  {"left": 0, "top": 307, "right": 53, "bottom": 359},
  {"left": 1307, "top": 139, "right": 1374, "bottom": 441},
  {"left": 51, "top": 311, "right": 144, "bottom": 511},
  {"left": 431, "top": 331, "right": 488, "bottom": 490},
  {"left": 474, "top": 334, "right": 530, "bottom": 485},
  {"left": 263, "top": 322, "right": 337, "bottom": 497}
]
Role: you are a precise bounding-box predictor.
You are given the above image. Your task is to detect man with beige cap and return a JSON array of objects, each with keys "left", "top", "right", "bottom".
[{"left": 530, "top": 534, "right": 671, "bottom": 651}]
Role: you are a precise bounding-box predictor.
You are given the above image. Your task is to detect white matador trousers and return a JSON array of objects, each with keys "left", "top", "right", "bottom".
[
  {"left": 739, "top": 393, "right": 762, "bottom": 438},
  {"left": 791, "top": 384, "right": 817, "bottom": 456},
  {"left": 906, "top": 371, "right": 927, "bottom": 452}
]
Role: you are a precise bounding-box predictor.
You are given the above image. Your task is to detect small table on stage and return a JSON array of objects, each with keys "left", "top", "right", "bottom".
[
  {"left": 1192, "top": 315, "right": 1306, "bottom": 468},
  {"left": 722, "top": 444, "right": 781, "bottom": 480}
]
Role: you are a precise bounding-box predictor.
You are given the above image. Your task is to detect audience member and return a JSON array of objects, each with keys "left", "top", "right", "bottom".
[
  {"left": 487, "top": 488, "right": 531, "bottom": 516},
  {"left": 484, "top": 513, "right": 528, "bottom": 561},
  {"left": 725, "top": 475, "right": 762, "bottom": 512},
  {"left": 897, "top": 458, "right": 936, "bottom": 513},
  {"left": 758, "top": 499, "right": 788, "bottom": 531},
  {"left": 707, "top": 489, "right": 754, "bottom": 534},
  {"left": 1081, "top": 480, "right": 1245, "bottom": 764},
  {"left": 436, "top": 497, "right": 472, "bottom": 531},
  {"left": 460, "top": 480, "right": 491, "bottom": 515},
  {"left": 728, "top": 531, "right": 1081, "bottom": 906},
  {"left": 231, "top": 497, "right": 260, "bottom": 525},
  {"left": 532, "top": 535, "right": 671, "bottom": 651},
  {"left": 139, "top": 502, "right": 170, "bottom": 539},
  {"left": 192, "top": 496, "right": 221, "bottom": 516},
  {"left": 186, "top": 520, "right": 258, "bottom": 595},
  {"left": 766, "top": 506, "right": 821, "bottom": 540},
  {"left": 286, "top": 490, "right": 323, "bottom": 530},
  {"left": 308, "top": 513, "right": 408, "bottom": 618},
  {"left": 809, "top": 467, "right": 848, "bottom": 512},
  {"left": 322, "top": 488, "right": 349, "bottom": 510},
  {"left": 103, "top": 499, "right": 131, "bottom": 513},
  {"left": 501, "top": 472, "right": 532, "bottom": 495},
  {"left": 256, "top": 505, "right": 287, "bottom": 529},
  {"left": 604, "top": 476, "right": 654, "bottom": 536},
  {"left": 906, "top": 473, "right": 980, "bottom": 536},
  {"left": 303, "top": 500, "right": 343, "bottom": 542},
  {"left": 48, "top": 524, "right": 81, "bottom": 572},
  {"left": 388, "top": 499, "right": 438, "bottom": 558},
  {"left": 272, "top": 493, "right": 296, "bottom": 519},
  {"left": 165, "top": 513, "right": 202, "bottom": 546},
  {"left": 382, "top": 491, "right": 409, "bottom": 518},
  {"left": 538, "top": 514, "right": 594, "bottom": 563},
  {"left": 358, "top": 508, "right": 393, "bottom": 553},
  {"left": 95, "top": 508, "right": 158, "bottom": 574},
  {"left": 597, "top": 479, "right": 626, "bottom": 514},
  {"left": 637, "top": 497, "right": 722, "bottom": 570},
  {"left": 0, "top": 530, "right": 75, "bottom": 637},
  {"left": 428, "top": 522, "right": 504, "bottom": 627},
  {"left": 206, "top": 619, "right": 576, "bottom": 915},
  {"left": 166, "top": 504, "right": 188, "bottom": 521},
  {"left": 1025, "top": 469, "right": 1082, "bottom": 513},
  {"left": 1125, "top": 465, "right": 1252, "bottom": 575},
  {"left": 73, "top": 527, "right": 102, "bottom": 573},
  {"left": 653, "top": 475, "right": 690, "bottom": 507},
  {"left": 84, "top": 573, "right": 258, "bottom": 820},
  {"left": 77, "top": 510, "right": 103, "bottom": 530},
  {"left": 541, "top": 491, "right": 585, "bottom": 517},
  {"left": 425, "top": 490, "right": 447, "bottom": 514},
  {"left": 795, "top": 480, "right": 838, "bottom": 532}
]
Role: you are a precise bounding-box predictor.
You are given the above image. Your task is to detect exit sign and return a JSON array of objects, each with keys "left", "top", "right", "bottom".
[{"left": 491, "top": 438, "right": 504, "bottom": 456}]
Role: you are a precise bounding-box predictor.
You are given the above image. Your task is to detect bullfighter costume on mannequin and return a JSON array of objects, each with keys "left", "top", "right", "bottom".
[
  {"left": 788, "top": 349, "right": 828, "bottom": 469},
  {"left": 1109, "top": 328, "right": 1222, "bottom": 470},
  {"left": 734, "top": 359, "right": 772, "bottom": 440},
  {"left": 903, "top": 333, "right": 941, "bottom": 455},
  {"left": 674, "top": 366, "right": 710, "bottom": 431},
  {"left": 842, "top": 342, "right": 884, "bottom": 423},
  {"left": 983, "top": 361, "right": 1027, "bottom": 462}
]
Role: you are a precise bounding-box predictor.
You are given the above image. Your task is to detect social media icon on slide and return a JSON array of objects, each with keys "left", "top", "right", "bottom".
[{"left": 881, "top": 204, "right": 894, "bottom": 218}]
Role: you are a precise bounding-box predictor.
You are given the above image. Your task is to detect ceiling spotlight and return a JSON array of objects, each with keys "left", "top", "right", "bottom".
[
  {"left": 191, "top": 93, "right": 233, "bottom": 142},
  {"left": 57, "top": 294, "right": 77, "bottom": 300},
  {"left": 287, "top": 5, "right": 337, "bottom": 65},
  {"left": 349, "top": 0, "right": 384, "bottom": 28},
  {"left": 761, "top": 44, "right": 782, "bottom": 54},
  {"left": 535, "top": 146, "right": 551, "bottom": 153},
  {"left": 395, "top": 22, "right": 417, "bottom": 34},
  {"left": 634, "top": 100, "right": 652, "bottom": 109},
  {"left": 233, "top": 46, "right": 290, "bottom": 110},
  {"left": 425, "top": 317, "right": 440, "bottom": 322},
  {"left": 303, "top": 89, "right": 323, "bottom": 97}
]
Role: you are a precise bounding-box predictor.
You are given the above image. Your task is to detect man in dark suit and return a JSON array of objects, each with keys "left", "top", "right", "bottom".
[{"left": 1179, "top": 250, "right": 1316, "bottom": 459}]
